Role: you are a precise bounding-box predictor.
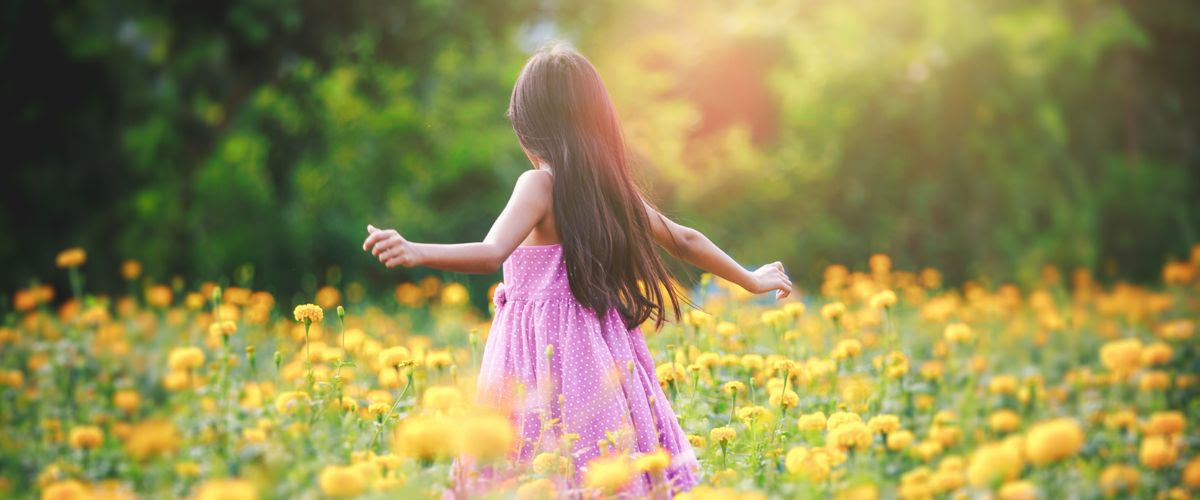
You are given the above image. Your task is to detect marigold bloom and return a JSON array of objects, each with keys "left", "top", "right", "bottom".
[
  {"left": 585, "top": 455, "right": 633, "bottom": 493},
  {"left": 869, "top": 289, "right": 897, "bottom": 309},
  {"left": 167, "top": 347, "right": 205, "bottom": 371},
  {"left": 440, "top": 283, "right": 469, "bottom": 306},
  {"left": 1099, "top": 338, "right": 1143, "bottom": 374},
  {"left": 1099, "top": 464, "right": 1139, "bottom": 494},
  {"left": 710, "top": 426, "right": 736, "bottom": 443},
  {"left": 635, "top": 449, "right": 670, "bottom": 473},
  {"left": 997, "top": 481, "right": 1036, "bottom": 500},
  {"left": 1143, "top": 411, "right": 1186, "bottom": 436},
  {"left": 378, "top": 346, "right": 411, "bottom": 368},
  {"left": 394, "top": 415, "right": 455, "bottom": 460},
  {"left": 887, "top": 429, "right": 914, "bottom": 450},
  {"left": 1139, "top": 435, "right": 1178, "bottom": 468},
  {"left": 68, "top": 426, "right": 102, "bottom": 449},
  {"left": 988, "top": 410, "right": 1022, "bottom": 433},
  {"left": 1024, "top": 418, "right": 1084, "bottom": 465},
  {"left": 821, "top": 302, "right": 846, "bottom": 321},
  {"left": 967, "top": 441, "right": 1022, "bottom": 486},
  {"left": 797, "top": 411, "right": 827, "bottom": 432},
  {"left": 292, "top": 304, "right": 324, "bottom": 323},
  {"left": 943, "top": 323, "right": 972, "bottom": 343},
  {"left": 457, "top": 412, "right": 515, "bottom": 461},
  {"left": 193, "top": 478, "right": 258, "bottom": 500},
  {"left": 318, "top": 465, "right": 366, "bottom": 497},
  {"left": 55, "top": 247, "right": 87, "bottom": 268},
  {"left": 1184, "top": 458, "right": 1200, "bottom": 488},
  {"left": 121, "top": 260, "right": 142, "bottom": 280},
  {"left": 867, "top": 415, "right": 900, "bottom": 434},
  {"left": 114, "top": 389, "right": 140, "bottom": 413}
]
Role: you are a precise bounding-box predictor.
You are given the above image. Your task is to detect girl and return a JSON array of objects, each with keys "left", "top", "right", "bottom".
[{"left": 362, "top": 43, "right": 792, "bottom": 496}]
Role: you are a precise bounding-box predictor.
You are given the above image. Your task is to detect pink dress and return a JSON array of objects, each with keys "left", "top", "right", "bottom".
[{"left": 476, "top": 243, "right": 700, "bottom": 495}]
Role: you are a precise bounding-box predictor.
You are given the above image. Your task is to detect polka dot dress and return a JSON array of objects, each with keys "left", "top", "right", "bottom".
[{"left": 475, "top": 244, "right": 700, "bottom": 495}]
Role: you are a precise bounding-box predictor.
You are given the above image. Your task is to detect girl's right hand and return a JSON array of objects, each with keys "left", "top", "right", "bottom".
[
  {"left": 363, "top": 224, "right": 422, "bottom": 268},
  {"left": 747, "top": 261, "right": 792, "bottom": 300}
]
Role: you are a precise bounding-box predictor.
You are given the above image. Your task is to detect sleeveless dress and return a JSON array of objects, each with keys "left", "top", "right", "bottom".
[{"left": 475, "top": 243, "right": 700, "bottom": 495}]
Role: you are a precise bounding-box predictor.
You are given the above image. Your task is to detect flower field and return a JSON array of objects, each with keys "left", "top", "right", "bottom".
[{"left": 3, "top": 248, "right": 1200, "bottom": 499}]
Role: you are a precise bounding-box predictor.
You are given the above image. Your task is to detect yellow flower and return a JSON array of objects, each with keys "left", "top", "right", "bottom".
[
  {"left": 721, "top": 381, "right": 746, "bottom": 395},
  {"left": 784, "top": 447, "right": 810, "bottom": 474},
  {"left": 120, "top": 259, "right": 142, "bottom": 280},
  {"left": 716, "top": 321, "right": 738, "bottom": 336},
  {"left": 967, "top": 441, "right": 1022, "bottom": 486},
  {"left": 584, "top": 455, "right": 633, "bottom": 493},
  {"left": 318, "top": 465, "right": 367, "bottom": 497},
  {"left": 422, "top": 386, "right": 463, "bottom": 411},
  {"left": 827, "top": 411, "right": 863, "bottom": 430},
  {"left": 1099, "top": 464, "right": 1140, "bottom": 494},
  {"left": 797, "top": 411, "right": 827, "bottom": 432},
  {"left": 1184, "top": 458, "right": 1200, "bottom": 488},
  {"left": 175, "top": 461, "right": 201, "bottom": 477},
  {"left": 114, "top": 390, "right": 140, "bottom": 413},
  {"left": 1143, "top": 411, "right": 1186, "bottom": 436},
  {"left": 440, "top": 283, "right": 469, "bottom": 306},
  {"left": 710, "top": 426, "right": 736, "bottom": 443},
  {"left": 533, "top": 452, "right": 566, "bottom": 474},
  {"left": 146, "top": 285, "right": 173, "bottom": 308},
  {"left": 768, "top": 389, "right": 799, "bottom": 409},
  {"left": 167, "top": 346, "right": 206, "bottom": 371},
  {"left": 1139, "top": 435, "right": 1178, "bottom": 469},
  {"left": 828, "top": 421, "right": 872, "bottom": 450},
  {"left": 988, "top": 375, "right": 1018, "bottom": 395},
  {"left": 516, "top": 478, "right": 557, "bottom": 500},
  {"left": 943, "top": 323, "right": 972, "bottom": 343},
  {"left": 124, "top": 419, "right": 179, "bottom": 461},
  {"left": 867, "top": 415, "right": 900, "bottom": 434},
  {"left": 887, "top": 430, "right": 914, "bottom": 451},
  {"left": 821, "top": 302, "right": 846, "bottom": 322},
  {"left": 784, "top": 302, "right": 806, "bottom": 317},
  {"left": 635, "top": 449, "right": 670, "bottom": 473},
  {"left": 988, "top": 410, "right": 1022, "bottom": 433},
  {"left": 292, "top": 304, "right": 324, "bottom": 323},
  {"left": 394, "top": 415, "right": 455, "bottom": 460},
  {"left": 68, "top": 426, "right": 102, "bottom": 449},
  {"left": 1024, "top": 418, "right": 1084, "bottom": 465},
  {"left": 1099, "top": 338, "right": 1143, "bottom": 374},
  {"left": 41, "top": 480, "right": 88, "bottom": 500},
  {"left": 274, "top": 391, "right": 311, "bottom": 414},
  {"left": 456, "top": 412, "right": 515, "bottom": 461},
  {"left": 193, "top": 478, "right": 258, "bottom": 500},
  {"left": 869, "top": 290, "right": 897, "bottom": 309},
  {"left": 1140, "top": 342, "right": 1172, "bottom": 365},
  {"left": 997, "top": 481, "right": 1037, "bottom": 500},
  {"left": 833, "top": 339, "right": 862, "bottom": 359},
  {"left": 55, "top": 247, "right": 87, "bottom": 268}
]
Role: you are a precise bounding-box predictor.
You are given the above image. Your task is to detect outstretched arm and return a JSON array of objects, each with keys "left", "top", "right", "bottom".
[
  {"left": 643, "top": 200, "right": 792, "bottom": 299},
  {"left": 363, "top": 170, "right": 552, "bottom": 274}
]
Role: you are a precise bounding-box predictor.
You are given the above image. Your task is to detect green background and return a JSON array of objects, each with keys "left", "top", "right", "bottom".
[{"left": 3, "top": 0, "right": 1198, "bottom": 305}]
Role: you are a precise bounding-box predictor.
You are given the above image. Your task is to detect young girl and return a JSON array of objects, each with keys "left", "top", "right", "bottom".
[{"left": 362, "top": 43, "right": 792, "bottom": 496}]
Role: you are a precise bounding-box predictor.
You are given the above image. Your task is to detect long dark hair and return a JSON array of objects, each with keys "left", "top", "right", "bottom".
[{"left": 506, "top": 43, "right": 683, "bottom": 329}]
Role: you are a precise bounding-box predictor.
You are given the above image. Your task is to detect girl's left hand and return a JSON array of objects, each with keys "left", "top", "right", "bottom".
[{"left": 363, "top": 224, "right": 421, "bottom": 268}]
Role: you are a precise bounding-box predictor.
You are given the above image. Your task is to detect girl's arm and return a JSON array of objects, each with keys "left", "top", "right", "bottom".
[
  {"left": 643, "top": 200, "right": 793, "bottom": 299},
  {"left": 363, "top": 169, "right": 552, "bottom": 274}
]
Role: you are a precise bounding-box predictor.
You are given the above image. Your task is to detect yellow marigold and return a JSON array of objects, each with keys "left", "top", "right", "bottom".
[
  {"left": 193, "top": 478, "right": 258, "bottom": 500},
  {"left": 797, "top": 411, "right": 827, "bottom": 432},
  {"left": 943, "top": 323, "right": 972, "bottom": 343},
  {"left": 422, "top": 386, "right": 463, "bottom": 411},
  {"left": 867, "top": 415, "right": 900, "bottom": 434},
  {"left": 833, "top": 339, "right": 862, "bottom": 359},
  {"left": 1140, "top": 435, "right": 1178, "bottom": 469},
  {"left": 532, "top": 452, "right": 566, "bottom": 474},
  {"left": 379, "top": 345, "right": 412, "bottom": 369},
  {"left": 887, "top": 429, "right": 914, "bottom": 451},
  {"left": 915, "top": 440, "right": 943, "bottom": 461},
  {"left": 1184, "top": 458, "right": 1200, "bottom": 488},
  {"left": 1024, "top": 418, "right": 1084, "bottom": 465},
  {"left": 274, "top": 391, "right": 310, "bottom": 414},
  {"left": 457, "top": 412, "right": 515, "bottom": 461},
  {"left": 393, "top": 415, "right": 455, "bottom": 460},
  {"left": 242, "top": 428, "right": 267, "bottom": 444},
  {"left": 716, "top": 321, "right": 738, "bottom": 336},
  {"left": 1100, "top": 338, "right": 1143, "bottom": 374},
  {"left": 292, "top": 304, "right": 324, "bottom": 323},
  {"left": 114, "top": 390, "right": 140, "bottom": 413},
  {"left": 41, "top": 480, "right": 88, "bottom": 500},
  {"left": 869, "top": 289, "right": 897, "bottom": 309},
  {"left": 687, "top": 434, "right": 706, "bottom": 448},
  {"left": 967, "top": 441, "right": 1022, "bottom": 486},
  {"left": 988, "top": 375, "right": 1018, "bottom": 395},
  {"left": 784, "top": 302, "right": 806, "bottom": 317},
  {"left": 1104, "top": 409, "right": 1138, "bottom": 430},
  {"left": 635, "top": 449, "right": 670, "bottom": 473},
  {"left": 710, "top": 426, "right": 736, "bottom": 443},
  {"left": 988, "top": 410, "right": 1022, "bottom": 433},
  {"left": 736, "top": 405, "right": 769, "bottom": 425},
  {"left": 124, "top": 419, "right": 179, "bottom": 461},
  {"left": 68, "top": 426, "right": 102, "bottom": 449},
  {"left": 318, "top": 465, "right": 366, "bottom": 497},
  {"left": 167, "top": 346, "right": 205, "bottom": 371},
  {"left": 1140, "top": 342, "right": 1172, "bottom": 365},
  {"left": 997, "top": 481, "right": 1036, "bottom": 500},
  {"left": 439, "top": 283, "right": 469, "bottom": 306},
  {"left": 516, "top": 478, "right": 557, "bottom": 500},
  {"left": 163, "top": 370, "right": 190, "bottom": 392},
  {"left": 768, "top": 389, "right": 799, "bottom": 409},
  {"left": 146, "top": 285, "right": 172, "bottom": 308},
  {"left": 828, "top": 411, "right": 863, "bottom": 430},
  {"left": 721, "top": 381, "right": 746, "bottom": 395},
  {"left": 1143, "top": 411, "right": 1186, "bottom": 436},
  {"left": 784, "top": 446, "right": 810, "bottom": 474},
  {"left": 175, "top": 461, "right": 201, "bottom": 477},
  {"left": 1139, "top": 371, "right": 1171, "bottom": 391},
  {"left": 55, "top": 247, "right": 87, "bottom": 268},
  {"left": 1099, "top": 464, "right": 1140, "bottom": 494},
  {"left": 740, "top": 354, "right": 764, "bottom": 371},
  {"left": 209, "top": 320, "right": 237, "bottom": 338},
  {"left": 828, "top": 421, "right": 872, "bottom": 450},
  {"left": 120, "top": 259, "right": 142, "bottom": 280},
  {"left": 584, "top": 455, "right": 633, "bottom": 493},
  {"left": 821, "top": 302, "right": 846, "bottom": 322}
]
